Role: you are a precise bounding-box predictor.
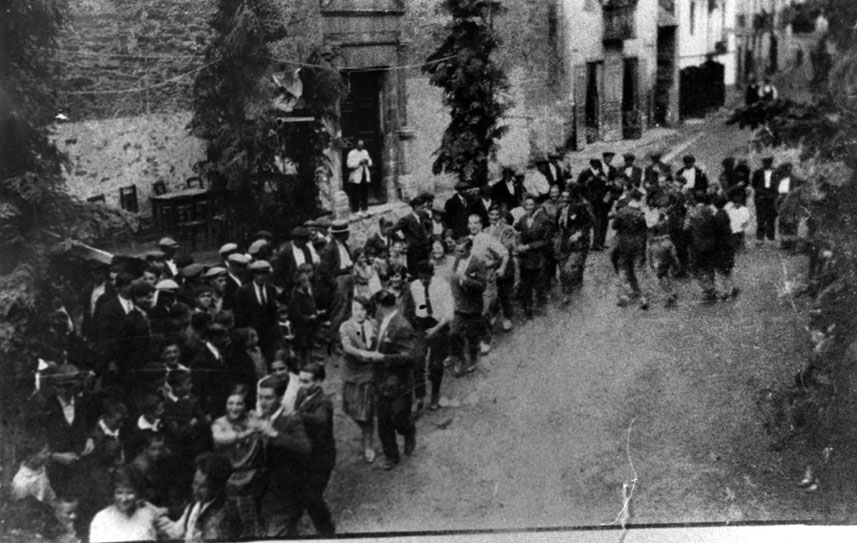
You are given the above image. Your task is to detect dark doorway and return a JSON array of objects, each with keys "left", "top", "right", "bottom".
[
  {"left": 654, "top": 26, "right": 676, "bottom": 126},
  {"left": 622, "top": 57, "right": 641, "bottom": 139},
  {"left": 679, "top": 60, "right": 725, "bottom": 119},
  {"left": 585, "top": 62, "right": 601, "bottom": 143},
  {"left": 341, "top": 70, "right": 385, "bottom": 204},
  {"left": 769, "top": 34, "right": 779, "bottom": 73}
]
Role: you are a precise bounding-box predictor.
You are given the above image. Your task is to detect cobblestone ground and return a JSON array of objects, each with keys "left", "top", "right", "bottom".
[{"left": 314, "top": 114, "right": 844, "bottom": 534}]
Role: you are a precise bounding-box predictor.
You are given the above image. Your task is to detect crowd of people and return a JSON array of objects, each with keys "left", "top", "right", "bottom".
[{"left": 9, "top": 144, "right": 802, "bottom": 542}]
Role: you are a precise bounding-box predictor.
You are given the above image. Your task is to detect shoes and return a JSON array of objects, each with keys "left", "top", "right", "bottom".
[
  {"left": 404, "top": 435, "right": 416, "bottom": 456},
  {"left": 729, "top": 286, "right": 740, "bottom": 299},
  {"left": 501, "top": 319, "right": 513, "bottom": 332},
  {"left": 479, "top": 341, "right": 491, "bottom": 355},
  {"left": 364, "top": 448, "right": 376, "bottom": 463},
  {"left": 561, "top": 296, "right": 571, "bottom": 305},
  {"left": 382, "top": 457, "right": 398, "bottom": 471},
  {"left": 639, "top": 298, "right": 649, "bottom": 310},
  {"left": 452, "top": 360, "right": 464, "bottom": 377}
]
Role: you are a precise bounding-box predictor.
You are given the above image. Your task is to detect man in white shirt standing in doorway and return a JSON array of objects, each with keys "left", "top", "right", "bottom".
[{"left": 346, "top": 139, "right": 373, "bottom": 217}]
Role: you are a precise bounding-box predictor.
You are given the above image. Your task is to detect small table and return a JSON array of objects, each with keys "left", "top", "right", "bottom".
[{"left": 150, "top": 188, "right": 210, "bottom": 233}]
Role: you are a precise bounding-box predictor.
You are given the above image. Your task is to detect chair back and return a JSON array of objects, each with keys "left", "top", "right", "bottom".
[
  {"left": 186, "top": 176, "right": 204, "bottom": 189},
  {"left": 152, "top": 180, "right": 168, "bottom": 196},
  {"left": 87, "top": 194, "right": 106, "bottom": 204},
  {"left": 119, "top": 185, "right": 139, "bottom": 213}
]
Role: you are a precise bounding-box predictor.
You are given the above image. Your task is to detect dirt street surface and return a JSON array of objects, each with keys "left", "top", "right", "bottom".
[{"left": 318, "top": 118, "right": 837, "bottom": 534}]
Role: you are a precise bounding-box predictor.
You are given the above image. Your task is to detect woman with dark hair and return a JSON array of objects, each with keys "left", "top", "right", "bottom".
[
  {"left": 210, "top": 384, "right": 264, "bottom": 538},
  {"left": 339, "top": 296, "right": 379, "bottom": 463},
  {"left": 88, "top": 467, "right": 176, "bottom": 542}
]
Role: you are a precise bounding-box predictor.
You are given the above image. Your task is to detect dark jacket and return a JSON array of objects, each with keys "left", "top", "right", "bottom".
[
  {"left": 751, "top": 168, "right": 778, "bottom": 202},
  {"left": 491, "top": 180, "right": 523, "bottom": 211},
  {"left": 234, "top": 282, "right": 280, "bottom": 349},
  {"left": 41, "top": 394, "right": 96, "bottom": 455},
  {"left": 364, "top": 232, "right": 393, "bottom": 257},
  {"left": 287, "top": 287, "right": 318, "bottom": 338},
  {"left": 316, "top": 239, "right": 352, "bottom": 308},
  {"left": 393, "top": 212, "right": 431, "bottom": 272},
  {"left": 176, "top": 495, "right": 241, "bottom": 542},
  {"left": 273, "top": 242, "right": 313, "bottom": 294},
  {"left": 450, "top": 255, "right": 488, "bottom": 315},
  {"left": 620, "top": 166, "right": 644, "bottom": 187},
  {"left": 514, "top": 210, "right": 553, "bottom": 269},
  {"left": 444, "top": 194, "right": 472, "bottom": 240},
  {"left": 119, "top": 308, "right": 156, "bottom": 372},
  {"left": 295, "top": 389, "right": 336, "bottom": 474},
  {"left": 373, "top": 312, "right": 416, "bottom": 399},
  {"left": 260, "top": 413, "right": 312, "bottom": 512},
  {"left": 676, "top": 166, "right": 709, "bottom": 193}
]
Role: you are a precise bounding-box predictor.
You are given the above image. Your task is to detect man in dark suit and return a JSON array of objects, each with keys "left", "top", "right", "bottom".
[
  {"left": 577, "top": 159, "right": 610, "bottom": 250},
  {"left": 256, "top": 376, "right": 312, "bottom": 537},
  {"left": 676, "top": 154, "right": 709, "bottom": 196},
  {"left": 80, "top": 260, "right": 111, "bottom": 341},
  {"left": 449, "top": 237, "right": 488, "bottom": 377},
  {"left": 225, "top": 253, "right": 249, "bottom": 296},
  {"left": 471, "top": 185, "right": 494, "bottom": 228},
  {"left": 515, "top": 195, "right": 552, "bottom": 318},
  {"left": 547, "top": 151, "right": 568, "bottom": 190},
  {"left": 620, "top": 153, "right": 644, "bottom": 188},
  {"left": 189, "top": 320, "right": 231, "bottom": 418},
  {"left": 491, "top": 166, "right": 523, "bottom": 213},
  {"left": 393, "top": 197, "right": 431, "bottom": 275},
  {"left": 364, "top": 217, "right": 394, "bottom": 257},
  {"left": 293, "top": 363, "right": 336, "bottom": 536},
  {"left": 752, "top": 156, "right": 778, "bottom": 243},
  {"left": 273, "top": 227, "right": 316, "bottom": 296},
  {"left": 93, "top": 272, "right": 135, "bottom": 376},
  {"left": 685, "top": 193, "right": 721, "bottom": 302},
  {"left": 234, "top": 260, "right": 280, "bottom": 361},
  {"left": 444, "top": 181, "right": 473, "bottom": 240},
  {"left": 119, "top": 281, "right": 157, "bottom": 389},
  {"left": 316, "top": 221, "right": 354, "bottom": 344},
  {"left": 644, "top": 151, "right": 672, "bottom": 186},
  {"left": 157, "top": 237, "right": 180, "bottom": 279},
  {"left": 365, "top": 290, "right": 416, "bottom": 470}
]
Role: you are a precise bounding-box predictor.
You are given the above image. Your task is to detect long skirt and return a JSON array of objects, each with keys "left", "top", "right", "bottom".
[{"left": 342, "top": 381, "right": 376, "bottom": 423}]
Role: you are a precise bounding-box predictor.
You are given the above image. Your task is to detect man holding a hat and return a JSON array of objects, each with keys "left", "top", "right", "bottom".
[
  {"left": 157, "top": 238, "right": 180, "bottom": 278},
  {"left": 235, "top": 260, "right": 280, "bottom": 361},
  {"left": 317, "top": 220, "right": 354, "bottom": 344}
]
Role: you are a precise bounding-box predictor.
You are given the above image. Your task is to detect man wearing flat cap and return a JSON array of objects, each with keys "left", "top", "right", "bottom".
[
  {"left": 177, "top": 263, "right": 205, "bottom": 307},
  {"left": 235, "top": 260, "right": 280, "bottom": 361},
  {"left": 444, "top": 182, "right": 474, "bottom": 240},
  {"left": 393, "top": 196, "right": 431, "bottom": 274},
  {"left": 219, "top": 243, "right": 239, "bottom": 267},
  {"left": 273, "top": 226, "right": 318, "bottom": 296},
  {"left": 226, "top": 253, "right": 250, "bottom": 294},
  {"left": 204, "top": 267, "right": 230, "bottom": 313},
  {"left": 157, "top": 238, "right": 180, "bottom": 278},
  {"left": 317, "top": 220, "right": 354, "bottom": 344}
]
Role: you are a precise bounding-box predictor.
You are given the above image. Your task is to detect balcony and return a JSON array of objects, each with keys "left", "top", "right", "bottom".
[{"left": 603, "top": 0, "right": 637, "bottom": 43}]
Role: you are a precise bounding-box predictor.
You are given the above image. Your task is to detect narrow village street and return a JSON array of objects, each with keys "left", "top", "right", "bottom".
[{"left": 323, "top": 113, "right": 824, "bottom": 533}]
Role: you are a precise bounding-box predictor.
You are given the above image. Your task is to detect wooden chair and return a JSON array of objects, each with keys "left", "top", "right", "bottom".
[
  {"left": 176, "top": 202, "right": 210, "bottom": 251},
  {"left": 119, "top": 185, "right": 139, "bottom": 213},
  {"left": 186, "top": 176, "right": 204, "bottom": 189},
  {"left": 152, "top": 180, "right": 168, "bottom": 196},
  {"left": 87, "top": 194, "right": 106, "bottom": 204}
]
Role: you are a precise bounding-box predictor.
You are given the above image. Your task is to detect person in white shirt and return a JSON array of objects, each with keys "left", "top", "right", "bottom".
[
  {"left": 346, "top": 139, "right": 373, "bottom": 216},
  {"left": 89, "top": 467, "right": 178, "bottom": 542},
  {"left": 724, "top": 189, "right": 750, "bottom": 253}
]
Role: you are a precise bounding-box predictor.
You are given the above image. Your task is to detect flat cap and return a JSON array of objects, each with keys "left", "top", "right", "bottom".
[
  {"left": 418, "top": 192, "right": 435, "bottom": 202},
  {"left": 203, "top": 266, "right": 227, "bottom": 279},
  {"left": 193, "top": 285, "right": 213, "bottom": 296},
  {"left": 145, "top": 250, "right": 166, "bottom": 261},
  {"left": 219, "top": 243, "right": 238, "bottom": 255},
  {"left": 454, "top": 181, "right": 470, "bottom": 191},
  {"left": 623, "top": 153, "right": 636, "bottom": 161},
  {"left": 409, "top": 196, "right": 424, "bottom": 207},
  {"left": 290, "top": 227, "right": 311, "bottom": 239},
  {"left": 174, "top": 254, "right": 195, "bottom": 268},
  {"left": 157, "top": 237, "right": 179, "bottom": 249},
  {"left": 155, "top": 279, "right": 180, "bottom": 291},
  {"left": 253, "top": 230, "right": 273, "bottom": 240},
  {"left": 248, "top": 260, "right": 272, "bottom": 273},
  {"left": 228, "top": 253, "right": 251, "bottom": 265},
  {"left": 181, "top": 263, "right": 205, "bottom": 278},
  {"left": 248, "top": 239, "right": 268, "bottom": 255}
]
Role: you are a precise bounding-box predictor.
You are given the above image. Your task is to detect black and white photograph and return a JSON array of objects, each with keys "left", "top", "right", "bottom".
[{"left": 2, "top": 0, "right": 857, "bottom": 541}]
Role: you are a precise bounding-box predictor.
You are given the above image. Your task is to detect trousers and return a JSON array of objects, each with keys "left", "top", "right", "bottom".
[{"left": 376, "top": 393, "right": 415, "bottom": 462}]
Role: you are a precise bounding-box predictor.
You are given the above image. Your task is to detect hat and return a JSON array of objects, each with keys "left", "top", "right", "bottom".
[
  {"left": 219, "top": 243, "right": 238, "bottom": 255},
  {"left": 145, "top": 250, "right": 166, "bottom": 261},
  {"left": 290, "top": 227, "right": 311, "bottom": 239},
  {"left": 253, "top": 230, "right": 273, "bottom": 240},
  {"left": 181, "top": 263, "right": 205, "bottom": 279},
  {"left": 762, "top": 155, "right": 774, "bottom": 164},
  {"left": 248, "top": 239, "right": 268, "bottom": 255},
  {"left": 228, "top": 253, "right": 251, "bottom": 265},
  {"left": 193, "top": 285, "right": 213, "bottom": 297},
  {"left": 331, "top": 220, "right": 349, "bottom": 235},
  {"left": 602, "top": 151, "right": 616, "bottom": 158},
  {"left": 129, "top": 280, "right": 155, "bottom": 299},
  {"left": 649, "top": 151, "right": 663, "bottom": 160},
  {"left": 623, "top": 153, "right": 636, "bottom": 161},
  {"left": 315, "top": 216, "right": 332, "bottom": 229},
  {"left": 479, "top": 184, "right": 492, "bottom": 196},
  {"left": 174, "top": 254, "right": 195, "bottom": 269},
  {"left": 157, "top": 237, "right": 179, "bottom": 249},
  {"left": 454, "top": 181, "right": 470, "bottom": 191},
  {"left": 409, "top": 196, "right": 424, "bottom": 207},
  {"left": 48, "top": 364, "right": 81, "bottom": 387},
  {"left": 683, "top": 154, "right": 696, "bottom": 163},
  {"left": 501, "top": 165, "right": 516, "bottom": 174},
  {"left": 248, "top": 260, "right": 272, "bottom": 273},
  {"left": 155, "top": 279, "right": 180, "bottom": 291},
  {"left": 203, "top": 266, "right": 227, "bottom": 279},
  {"left": 418, "top": 192, "right": 435, "bottom": 203},
  {"left": 303, "top": 219, "right": 319, "bottom": 228}
]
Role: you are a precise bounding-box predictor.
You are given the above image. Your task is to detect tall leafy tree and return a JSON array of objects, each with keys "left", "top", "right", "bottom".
[
  {"left": 190, "top": 0, "right": 342, "bottom": 237},
  {"left": 423, "top": 0, "right": 510, "bottom": 187}
]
